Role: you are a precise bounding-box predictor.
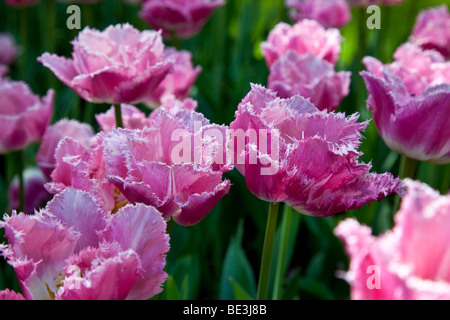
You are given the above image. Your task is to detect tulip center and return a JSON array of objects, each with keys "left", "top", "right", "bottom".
[{"left": 112, "top": 188, "right": 129, "bottom": 214}]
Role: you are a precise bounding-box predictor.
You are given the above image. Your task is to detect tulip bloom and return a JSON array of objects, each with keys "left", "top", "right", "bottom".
[
  {"left": 0, "top": 79, "right": 54, "bottom": 154},
  {"left": 143, "top": 48, "right": 202, "bottom": 108},
  {"left": 8, "top": 167, "right": 51, "bottom": 214},
  {"left": 261, "top": 19, "right": 342, "bottom": 68},
  {"left": 362, "top": 44, "right": 450, "bottom": 164},
  {"left": 3, "top": 0, "right": 40, "bottom": 7},
  {"left": 229, "top": 84, "right": 403, "bottom": 217},
  {"left": 102, "top": 107, "right": 232, "bottom": 226},
  {"left": 0, "top": 33, "right": 20, "bottom": 66},
  {"left": 335, "top": 179, "right": 450, "bottom": 300},
  {"left": 268, "top": 51, "right": 351, "bottom": 112},
  {"left": 409, "top": 5, "right": 450, "bottom": 59},
  {"left": 36, "top": 119, "right": 95, "bottom": 180},
  {"left": 140, "top": 0, "right": 226, "bottom": 39},
  {"left": 285, "top": 0, "right": 351, "bottom": 29},
  {"left": 95, "top": 104, "right": 149, "bottom": 132},
  {"left": 38, "top": 24, "right": 172, "bottom": 105},
  {"left": 0, "top": 188, "right": 170, "bottom": 300}
]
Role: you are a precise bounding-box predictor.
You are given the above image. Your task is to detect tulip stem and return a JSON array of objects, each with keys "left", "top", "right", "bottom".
[
  {"left": 272, "top": 204, "right": 293, "bottom": 300},
  {"left": 257, "top": 202, "right": 280, "bottom": 300},
  {"left": 114, "top": 104, "right": 123, "bottom": 128},
  {"left": 394, "top": 155, "right": 418, "bottom": 212}
]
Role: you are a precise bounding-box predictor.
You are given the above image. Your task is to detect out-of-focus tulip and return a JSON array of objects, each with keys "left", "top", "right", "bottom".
[
  {"left": 335, "top": 179, "right": 450, "bottom": 300},
  {"left": 285, "top": 0, "right": 351, "bottom": 29},
  {"left": 261, "top": 19, "right": 342, "bottom": 68},
  {"left": 95, "top": 104, "right": 149, "bottom": 132},
  {"left": 0, "top": 79, "right": 54, "bottom": 154},
  {"left": 3, "top": 0, "right": 40, "bottom": 8},
  {"left": 268, "top": 51, "right": 351, "bottom": 112},
  {"left": 0, "top": 33, "right": 20, "bottom": 66},
  {"left": 139, "top": 0, "right": 225, "bottom": 39},
  {"left": 229, "top": 84, "right": 403, "bottom": 217},
  {"left": 38, "top": 24, "right": 172, "bottom": 105}
]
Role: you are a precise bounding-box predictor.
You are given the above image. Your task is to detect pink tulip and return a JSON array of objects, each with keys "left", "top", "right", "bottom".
[
  {"left": 139, "top": 0, "right": 226, "bottom": 39},
  {"left": 143, "top": 48, "right": 201, "bottom": 108},
  {"left": 268, "top": 51, "right": 351, "bottom": 112},
  {"left": 0, "top": 65, "right": 8, "bottom": 77},
  {"left": 335, "top": 179, "right": 450, "bottom": 300},
  {"left": 8, "top": 167, "right": 51, "bottom": 214},
  {"left": 102, "top": 107, "right": 231, "bottom": 226},
  {"left": 261, "top": 19, "right": 342, "bottom": 68},
  {"left": 409, "top": 5, "right": 450, "bottom": 59},
  {"left": 38, "top": 24, "right": 172, "bottom": 105},
  {"left": 0, "top": 289, "right": 26, "bottom": 300},
  {"left": 362, "top": 44, "right": 450, "bottom": 164},
  {"left": 285, "top": 0, "right": 351, "bottom": 29},
  {"left": 95, "top": 104, "right": 149, "bottom": 132},
  {"left": 0, "top": 33, "right": 20, "bottom": 66},
  {"left": 0, "top": 79, "right": 54, "bottom": 154},
  {"left": 36, "top": 119, "right": 95, "bottom": 180},
  {"left": 0, "top": 188, "right": 170, "bottom": 300},
  {"left": 346, "top": 0, "right": 404, "bottom": 7},
  {"left": 229, "top": 84, "right": 403, "bottom": 217},
  {"left": 151, "top": 95, "right": 198, "bottom": 116},
  {"left": 3, "top": 0, "right": 40, "bottom": 7}
]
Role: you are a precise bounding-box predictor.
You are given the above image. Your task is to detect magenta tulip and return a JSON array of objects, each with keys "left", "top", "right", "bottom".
[
  {"left": 140, "top": 0, "right": 225, "bottom": 39},
  {"left": 335, "top": 179, "right": 450, "bottom": 300},
  {"left": 229, "top": 84, "right": 403, "bottom": 217},
  {"left": 285, "top": 0, "right": 351, "bottom": 28}
]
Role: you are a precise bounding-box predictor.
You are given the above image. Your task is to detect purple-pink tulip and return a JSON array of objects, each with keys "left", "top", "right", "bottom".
[
  {"left": 268, "top": 51, "right": 351, "bottom": 112},
  {"left": 36, "top": 119, "right": 95, "bottom": 180},
  {"left": 261, "top": 19, "right": 342, "bottom": 68},
  {"left": 3, "top": 0, "right": 40, "bottom": 7},
  {"left": 362, "top": 44, "right": 450, "bottom": 164},
  {"left": 8, "top": 167, "right": 51, "bottom": 214},
  {"left": 335, "top": 179, "right": 450, "bottom": 300},
  {"left": 143, "top": 48, "right": 202, "bottom": 108},
  {"left": 140, "top": 0, "right": 226, "bottom": 39},
  {"left": 346, "top": 0, "right": 404, "bottom": 7},
  {"left": 285, "top": 0, "right": 351, "bottom": 29},
  {"left": 102, "top": 107, "right": 232, "bottom": 226},
  {"left": 229, "top": 84, "right": 403, "bottom": 217},
  {"left": 38, "top": 24, "right": 172, "bottom": 105},
  {"left": 0, "top": 79, "right": 54, "bottom": 154},
  {"left": 409, "top": 5, "right": 450, "bottom": 59},
  {"left": 0, "top": 188, "right": 170, "bottom": 300},
  {"left": 0, "top": 33, "right": 20, "bottom": 66}
]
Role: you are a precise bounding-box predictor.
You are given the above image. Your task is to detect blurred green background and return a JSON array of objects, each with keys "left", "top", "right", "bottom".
[{"left": 0, "top": 0, "right": 449, "bottom": 300}]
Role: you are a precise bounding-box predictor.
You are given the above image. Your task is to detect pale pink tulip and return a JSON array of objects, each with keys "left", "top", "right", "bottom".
[
  {"left": 0, "top": 188, "right": 170, "bottom": 300},
  {"left": 95, "top": 104, "right": 148, "bottom": 132},
  {"left": 335, "top": 179, "right": 450, "bottom": 300},
  {"left": 0, "top": 33, "right": 20, "bottom": 66},
  {"left": 261, "top": 19, "right": 342, "bottom": 68}
]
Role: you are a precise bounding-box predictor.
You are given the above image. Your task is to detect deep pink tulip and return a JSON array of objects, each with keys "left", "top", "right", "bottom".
[
  {"left": 409, "top": 5, "right": 450, "bottom": 59},
  {"left": 8, "top": 167, "right": 51, "bottom": 214},
  {"left": 261, "top": 19, "right": 342, "bottom": 68},
  {"left": 102, "top": 107, "right": 232, "bottom": 226},
  {"left": 346, "top": 0, "right": 404, "bottom": 7},
  {"left": 0, "top": 188, "right": 170, "bottom": 300},
  {"left": 335, "top": 179, "right": 450, "bottom": 300},
  {"left": 36, "top": 119, "right": 95, "bottom": 180},
  {"left": 286, "top": 0, "right": 351, "bottom": 29},
  {"left": 0, "top": 79, "right": 54, "bottom": 154},
  {"left": 139, "top": 0, "right": 225, "bottom": 39},
  {"left": 362, "top": 44, "right": 450, "bottom": 164},
  {"left": 95, "top": 104, "right": 149, "bottom": 132},
  {"left": 38, "top": 24, "right": 172, "bottom": 105},
  {"left": 0, "top": 33, "right": 20, "bottom": 66},
  {"left": 3, "top": 0, "right": 40, "bottom": 7},
  {"left": 268, "top": 51, "right": 351, "bottom": 111},
  {"left": 143, "top": 48, "right": 201, "bottom": 108},
  {"left": 229, "top": 84, "right": 403, "bottom": 217}
]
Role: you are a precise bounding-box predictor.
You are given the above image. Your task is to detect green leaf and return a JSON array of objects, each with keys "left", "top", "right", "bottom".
[{"left": 229, "top": 277, "right": 255, "bottom": 300}]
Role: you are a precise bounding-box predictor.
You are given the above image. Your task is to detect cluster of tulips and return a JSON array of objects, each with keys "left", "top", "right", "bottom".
[{"left": 0, "top": 0, "right": 449, "bottom": 300}]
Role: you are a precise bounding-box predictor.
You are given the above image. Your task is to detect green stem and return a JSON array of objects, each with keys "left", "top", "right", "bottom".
[
  {"left": 393, "top": 155, "right": 419, "bottom": 212},
  {"left": 170, "top": 31, "right": 180, "bottom": 50},
  {"left": 16, "top": 150, "right": 25, "bottom": 213},
  {"left": 272, "top": 204, "right": 293, "bottom": 300},
  {"left": 257, "top": 202, "right": 280, "bottom": 300},
  {"left": 114, "top": 104, "right": 123, "bottom": 128},
  {"left": 441, "top": 165, "right": 450, "bottom": 195},
  {"left": 19, "top": 8, "right": 28, "bottom": 82}
]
